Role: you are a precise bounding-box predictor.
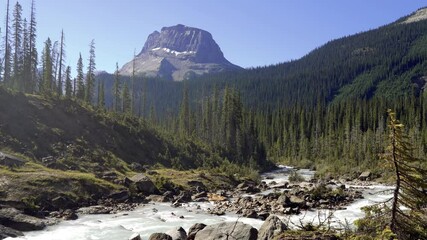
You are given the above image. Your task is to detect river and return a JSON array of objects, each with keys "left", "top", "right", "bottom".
[{"left": 8, "top": 166, "right": 393, "bottom": 240}]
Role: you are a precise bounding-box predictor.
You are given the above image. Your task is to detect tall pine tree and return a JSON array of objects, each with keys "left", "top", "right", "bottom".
[
  {"left": 56, "top": 30, "right": 65, "bottom": 96},
  {"left": 122, "top": 82, "right": 131, "bottom": 114},
  {"left": 64, "top": 66, "right": 72, "bottom": 98},
  {"left": 113, "top": 62, "right": 121, "bottom": 112},
  {"left": 75, "top": 53, "right": 85, "bottom": 100},
  {"left": 11, "top": 1, "right": 23, "bottom": 90},
  {"left": 28, "top": 0, "right": 37, "bottom": 93},
  {"left": 3, "top": 0, "right": 12, "bottom": 86},
  {"left": 97, "top": 80, "right": 105, "bottom": 109},
  {"left": 85, "top": 39, "right": 95, "bottom": 104},
  {"left": 41, "top": 38, "right": 53, "bottom": 95}
]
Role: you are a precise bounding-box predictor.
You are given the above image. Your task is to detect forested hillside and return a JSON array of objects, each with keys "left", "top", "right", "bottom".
[{"left": 96, "top": 9, "right": 427, "bottom": 175}]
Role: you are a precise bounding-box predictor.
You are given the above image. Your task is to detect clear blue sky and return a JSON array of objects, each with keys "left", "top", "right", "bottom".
[{"left": 1, "top": 0, "right": 426, "bottom": 74}]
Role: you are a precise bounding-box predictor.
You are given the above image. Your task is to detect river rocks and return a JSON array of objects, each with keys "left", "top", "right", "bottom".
[
  {"left": 50, "top": 209, "right": 78, "bottom": 220},
  {"left": 209, "top": 179, "right": 365, "bottom": 218},
  {"left": 147, "top": 194, "right": 169, "bottom": 203},
  {"left": 241, "top": 209, "right": 258, "bottom": 218},
  {"left": 128, "top": 233, "right": 142, "bottom": 240},
  {"left": 236, "top": 180, "right": 261, "bottom": 194},
  {"left": 149, "top": 232, "right": 172, "bottom": 240},
  {"left": 289, "top": 195, "right": 305, "bottom": 208},
  {"left": 207, "top": 193, "right": 227, "bottom": 201},
  {"left": 77, "top": 205, "right": 113, "bottom": 214},
  {"left": 187, "top": 180, "right": 206, "bottom": 192},
  {"left": 108, "top": 190, "right": 130, "bottom": 203},
  {"left": 0, "top": 208, "right": 46, "bottom": 231},
  {"left": 0, "top": 224, "right": 23, "bottom": 239},
  {"left": 191, "top": 191, "right": 208, "bottom": 202},
  {"left": 173, "top": 191, "right": 192, "bottom": 204},
  {"left": 358, "top": 171, "right": 371, "bottom": 181},
  {"left": 165, "top": 226, "right": 187, "bottom": 240},
  {"left": 51, "top": 195, "right": 77, "bottom": 210},
  {"left": 258, "top": 215, "right": 288, "bottom": 240},
  {"left": 277, "top": 194, "right": 290, "bottom": 206},
  {"left": 194, "top": 222, "right": 258, "bottom": 240},
  {"left": 130, "top": 173, "right": 159, "bottom": 194},
  {"left": 187, "top": 223, "right": 206, "bottom": 240}
]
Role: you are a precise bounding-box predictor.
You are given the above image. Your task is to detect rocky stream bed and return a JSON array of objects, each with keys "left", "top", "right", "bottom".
[{"left": 2, "top": 166, "right": 393, "bottom": 240}]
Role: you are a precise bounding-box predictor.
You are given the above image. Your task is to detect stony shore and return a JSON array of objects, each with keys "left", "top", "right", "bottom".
[{"left": 0, "top": 168, "right": 380, "bottom": 239}]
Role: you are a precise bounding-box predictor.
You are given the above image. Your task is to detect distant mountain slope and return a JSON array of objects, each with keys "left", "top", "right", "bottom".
[
  {"left": 120, "top": 24, "right": 242, "bottom": 81},
  {"left": 184, "top": 7, "right": 427, "bottom": 109}
]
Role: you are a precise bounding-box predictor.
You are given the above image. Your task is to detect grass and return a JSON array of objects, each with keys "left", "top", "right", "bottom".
[{"left": 0, "top": 162, "right": 121, "bottom": 208}]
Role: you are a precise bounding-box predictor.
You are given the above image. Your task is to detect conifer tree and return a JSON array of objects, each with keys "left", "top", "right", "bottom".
[
  {"left": 41, "top": 38, "right": 52, "bottom": 95},
  {"left": 75, "top": 53, "right": 85, "bottom": 100},
  {"left": 22, "top": 18, "right": 31, "bottom": 92},
  {"left": 51, "top": 41, "right": 58, "bottom": 91},
  {"left": 122, "top": 82, "right": 131, "bottom": 114},
  {"left": 28, "top": 0, "right": 37, "bottom": 92},
  {"left": 56, "top": 30, "right": 65, "bottom": 96},
  {"left": 11, "top": 1, "right": 23, "bottom": 90},
  {"left": 385, "top": 109, "right": 427, "bottom": 239},
  {"left": 179, "top": 86, "right": 190, "bottom": 135},
  {"left": 3, "top": 0, "right": 12, "bottom": 86},
  {"left": 113, "top": 62, "right": 121, "bottom": 112},
  {"left": 64, "top": 66, "right": 72, "bottom": 98},
  {"left": 0, "top": 27, "right": 2, "bottom": 82},
  {"left": 85, "top": 39, "right": 95, "bottom": 104},
  {"left": 97, "top": 80, "right": 105, "bottom": 109},
  {"left": 131, "top": 49, "right": 136, "bottom": 114},
  {"left": 141, "top": 78, "right": 147, "bottom": 118}
]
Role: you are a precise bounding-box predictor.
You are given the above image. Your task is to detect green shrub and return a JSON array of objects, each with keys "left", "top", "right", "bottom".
[
  {"left": 353, "top": 204, "right": 391, "bottom": 238},
  {"left": 288, "top": 171, "right": 305, "bottom": 183}
]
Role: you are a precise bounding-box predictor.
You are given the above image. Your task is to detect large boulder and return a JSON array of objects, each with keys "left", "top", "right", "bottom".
[
  {"left": 130, "top": 173, "right": 159, "bottom": 194},
  {"left": 187, "top": 223, "right": 206, "bottom": 240},
  {"left": 149, "top": 233, "right": 172, "bottom": 240},
  {"left": 194, "top": 222, "right": 258, "bottom": 240},
  {"left": 0, "top": 208, "right": 46, "bottom": 231},
  {"left": 166, "top": 226, "right": 187, "bottom": 240},
  {"left": 0, "top": 224, "right": 23, "bottom": 239},
  {"left": 258, "top": 215, "right": 288, "bottom": 240}
]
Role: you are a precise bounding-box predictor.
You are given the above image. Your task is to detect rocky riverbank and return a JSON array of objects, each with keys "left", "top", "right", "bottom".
[
  {"left": 0, "top": 166, "right": 385, "bottom": 239},
  {"left": 207, "top": 179, "right": 364, "bottom": 219},
  {"left": 130, "top": 214, "right": 339, "bottom": 240},
  {"left": 0, "top": 168, "right": 237, "bottom": 239}
]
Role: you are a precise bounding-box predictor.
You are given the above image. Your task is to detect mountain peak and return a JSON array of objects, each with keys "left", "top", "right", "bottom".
[{"left": 121, "top": 25, "right": 241, "bottom": 81}]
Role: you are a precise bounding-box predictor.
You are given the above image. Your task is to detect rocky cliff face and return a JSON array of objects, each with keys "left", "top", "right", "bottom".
[{"left": 120, "top": 24, "right": 242, "bottom": 81}]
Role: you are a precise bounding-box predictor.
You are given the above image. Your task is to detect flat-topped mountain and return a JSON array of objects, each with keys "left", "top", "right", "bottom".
[{"left": 120, "top": 24, "right": 242, "bottom": 81}]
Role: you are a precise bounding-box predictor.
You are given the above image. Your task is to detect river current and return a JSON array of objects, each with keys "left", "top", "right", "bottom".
[{"left": 9, "top": 166, "right": 393, "bottom": 240}]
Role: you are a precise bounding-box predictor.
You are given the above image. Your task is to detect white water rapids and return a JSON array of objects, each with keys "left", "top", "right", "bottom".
[{"left": 8, "top": 166, "right": 393, "bottom": 240}]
